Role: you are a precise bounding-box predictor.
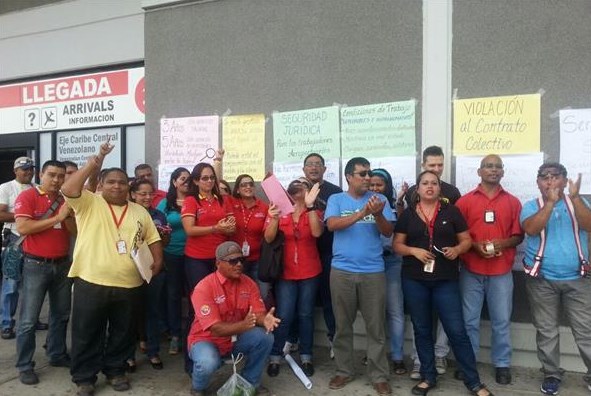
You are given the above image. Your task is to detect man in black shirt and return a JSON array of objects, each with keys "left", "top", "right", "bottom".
[{"left": 303, "top": 153, "right": 342, "bottom": 356}]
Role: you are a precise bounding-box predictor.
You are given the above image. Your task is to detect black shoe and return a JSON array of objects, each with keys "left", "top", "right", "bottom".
[
  {"left": 35, "top": 321, "right": 49, "bottom": 331},
  {"left": 267, "top": 363, "right": 280, "bottom": 377},
  {"left": 454, "top": 369, "right": 465, "bottom": 381},
  {"left": 302, "top": 362, "right": 314, "bottom": 377},
  {"left": 495, "top": 367, "right": 511, "bottom": 385},
  {"left": 411, "top": 381, "right": 436, "bottom": 396},
  {"left": 49, "top": 355, "right": 71, "bottom": 368},
  {"left": 150, "top": 356, "right": 164, "bottom": 370},
  {"left": 19, "top": 369, "right": 39, "bottom": 385},
  {"left": 1, "top": 327, "right": 15, "bottom": 340}
]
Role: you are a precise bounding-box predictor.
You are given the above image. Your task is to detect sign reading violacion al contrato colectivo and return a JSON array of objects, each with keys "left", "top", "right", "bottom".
[{"left": 0, "top": 67, "right": 145, "bottom": 134}]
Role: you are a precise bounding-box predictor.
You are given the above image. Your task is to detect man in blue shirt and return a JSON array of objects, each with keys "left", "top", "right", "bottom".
[
  {"left": 325, "top": 157, "right": 394, "bottom": 396},
  {"left": 520, "top": 162, "right": 591, "bottom": 396}
]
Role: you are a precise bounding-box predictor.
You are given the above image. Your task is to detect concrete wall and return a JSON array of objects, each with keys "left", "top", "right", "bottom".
[{"left": 0, "top": 0, "right": 144, "bottom": 81}]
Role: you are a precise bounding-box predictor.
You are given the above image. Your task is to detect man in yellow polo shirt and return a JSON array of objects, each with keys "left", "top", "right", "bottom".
[{"left": 61, "top": 142, "right": 163, "bottom": 396}]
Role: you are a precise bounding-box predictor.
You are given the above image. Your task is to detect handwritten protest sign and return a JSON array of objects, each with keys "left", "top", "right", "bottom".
[
  {"left": 222, "top": 114, "right": 266, "bottom": 181},
  {"left": 341, "top": 101, "right": 415, "bottom": 157},
  {"left": 453, "top": 94, "right": 540, "bottom": 155},
  {"left": 273, "top": 106, "right": 340, "bottom": 162},
  {"left": 160, "top": 116, "right": 219, "bottom": 165}
]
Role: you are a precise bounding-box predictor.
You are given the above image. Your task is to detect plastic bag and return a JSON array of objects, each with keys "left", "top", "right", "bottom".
[{"left": 217, "top": 353, "right": 256, "bottom": 396}]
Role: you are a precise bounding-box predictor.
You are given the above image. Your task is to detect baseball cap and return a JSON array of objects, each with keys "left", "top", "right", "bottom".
[
  {"left": 215, "top": 241, "right": 243, "bottom": 261},
  {"left": 14, "top": 157, "right": 35, "bottom": 170}
]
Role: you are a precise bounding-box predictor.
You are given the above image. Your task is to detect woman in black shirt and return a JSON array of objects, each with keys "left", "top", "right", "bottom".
[{"left": 393, "top": 171, "right": 493, "bottom": 396}]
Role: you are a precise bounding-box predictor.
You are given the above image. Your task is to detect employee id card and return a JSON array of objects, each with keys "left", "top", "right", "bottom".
[{"left": 116, "top": 240, "right": 127, "bottom": 254}]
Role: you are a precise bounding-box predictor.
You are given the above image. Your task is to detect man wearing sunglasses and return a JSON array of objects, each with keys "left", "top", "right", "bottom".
[
  {"left": 520, "top": 162, "right": 591, "bottom": 396},
  {"left": 188, "top": 241, "right": 280, "bottom": 396},
  {"left": 325, "top": 157, "right": 394, "bottom": 396},
  {"left": 456, "top": 154, "right": 523, "bottom": 386}
]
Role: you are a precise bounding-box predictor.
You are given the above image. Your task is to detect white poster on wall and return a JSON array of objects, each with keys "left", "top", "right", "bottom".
[
  {"left": 560, "top": 109, "right": 591, "bottom": 194},
  {"left": 272, "top": 159, "right": 340, "bottom": 189},
  {"left": 340, "top": 156, "right": 416, "bottom": 196}
]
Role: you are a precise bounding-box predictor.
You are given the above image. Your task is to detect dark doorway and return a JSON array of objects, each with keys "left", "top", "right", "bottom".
[{"left": 0, "top": 149, "right": 29, "bottom": 185}]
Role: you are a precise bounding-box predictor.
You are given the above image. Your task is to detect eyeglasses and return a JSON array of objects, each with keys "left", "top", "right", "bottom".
[
  {"left": 537, "top": 172, "right": 562, "bottom": 180},
  {"left": 481, "top": 163, "right": 504, "bottom": 170},
  {"left": 239, "top": 181, "right": 255, "bottom": 188},
  {"left": 226, "top": 257, "right": 244, "bottom": 266},
  {"left": 304, "top": 161, "right": 324, "bottom": 168},
  {"left": 199, "top": 175, "right": 216, "bottom": 182},
  {"left": 352, "top": 170, "right": 373, "bottom": 178}
]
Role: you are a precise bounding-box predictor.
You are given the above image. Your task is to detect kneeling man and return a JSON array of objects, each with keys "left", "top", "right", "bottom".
[{"left": 189, "top": 241, "right": 280, "bottom": 396}]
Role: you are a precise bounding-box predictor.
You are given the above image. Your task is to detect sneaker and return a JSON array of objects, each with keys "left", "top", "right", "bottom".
[
  {"left": 19, "top": 369, "right": 39, "bottom": 385},
  {"left": 76, "top": 383, "right": 95, "bottom": 396},
  {"left": 410, "top": 362, "right": 421, "bottom": 380},
  {"left": 1, "top": 327, "right": 15, "bottom": 340},
  {"left": 540, "top": 377, "right": 561, "bottom": 395},
  {"left": 435, "top": 356, "right": 447, "bottom": 375},
  {"left": 108, "top": 375, "right": 130, "bottom": 392},
  {"left": 169, "top": 336, "right": 180, "bottom": 355}
]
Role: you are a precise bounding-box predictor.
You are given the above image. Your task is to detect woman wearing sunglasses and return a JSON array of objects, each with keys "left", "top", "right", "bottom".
[
  {"left": 181, "top": 163, "right": 235, "bottom": 370},
  {"left": 156, "top": 167, "right": 190, "bottom": 355},
  {"left": 129, "top": 179, "right": 172, "bottom": 371},
  {"left": 211, "top": 151, "right": 271, "bottom": 304},
  {"left": 393, "top": 171, "right": 493, "bottom": 396},
  {"left": 264, "top": 178, "right": 323, "bottom": 378}
]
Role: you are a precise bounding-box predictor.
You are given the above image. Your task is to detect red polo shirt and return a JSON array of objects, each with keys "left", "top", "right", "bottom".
[
  {"left": 227, "top": 196, "right": 268, "bottom": 262},
  {"left": 456, "top": 184, "right": 522, "bottom": 275},
  {"left": 14, "top": 187, "right": 70, "bottom": 258},
  {"left": 181, "top": 195, "right": 234, "bottom": 259},
  {"left": 188, "top": 271, "right": 266, "bottom": 354},
  {"left": 265, "top": 210, "right": 323, "bottom": 280}
]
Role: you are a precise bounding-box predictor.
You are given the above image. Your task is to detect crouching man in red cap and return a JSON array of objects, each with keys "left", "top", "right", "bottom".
[{"left": 188, "top": 241, "right": 280, "bottom": 396}]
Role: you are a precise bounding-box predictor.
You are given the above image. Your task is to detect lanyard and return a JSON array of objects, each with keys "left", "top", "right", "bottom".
[
  {"left": 418, "top": 201, "right": 440, "bottom": 250},
  {"left": 240, "top": 202, "right": 256, "bottom": 238},
  {"left": 108, "top": 203, "right": 129, "bottom": 238}
]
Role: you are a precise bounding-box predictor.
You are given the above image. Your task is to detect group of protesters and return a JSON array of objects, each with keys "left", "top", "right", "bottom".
[{"left": 0, "top": 141, "right": 589, "bottom": 396}]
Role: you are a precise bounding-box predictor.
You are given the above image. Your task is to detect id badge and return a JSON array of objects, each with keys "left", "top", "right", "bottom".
[
  {"left": 116, "top": 240, "right": 127, "bottom": 254},
  {"left": 484, "top": 210, "right": 495, "bottom": 223},
  {"left": 231, "top": 335, "right": 237, "bottom": 343},
  {"left": 423, "top": 259, "right": 435, "bottom": 273},
  {"left": 242, "top": 241, "right": 250, "bottom": 257}
]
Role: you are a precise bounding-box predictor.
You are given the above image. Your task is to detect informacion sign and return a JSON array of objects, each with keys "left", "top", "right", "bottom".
[{"left": 0, "top": 67, "right": 145, "bottom": 134}]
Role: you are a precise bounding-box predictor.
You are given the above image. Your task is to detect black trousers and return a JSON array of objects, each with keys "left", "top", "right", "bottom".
[{"left": 70, "top": 278, "right": 142, "bottom": 385}]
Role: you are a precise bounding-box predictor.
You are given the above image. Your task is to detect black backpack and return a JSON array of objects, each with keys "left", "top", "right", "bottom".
[{"left": 258, "top": 230, "right": 285, "bottom": 282}]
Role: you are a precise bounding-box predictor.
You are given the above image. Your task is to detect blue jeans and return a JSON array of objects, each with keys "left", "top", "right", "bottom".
[
  {"left": 385, "top": 255, "right": 405, "bottom": 361},
  {"left": 460, "top": 268, "right": 513, "bottom": 367},
  {"left": 270, "top": 276, "right": 319, "bottom": 362},
  {"left": 16, "top": 257, "right": 71, "bottom": 371},
  {"left": 402, "top": 277, "right": 481, "bottom": 389},
  {"left": 164, "top": 252, "right": 184, "bottom": 339},
  {"left": 190, "top": 327, "right": 273, "bottom": 391},
  {"left": 146, "top": 271, "right": 166, "bottom": 358},
  {"left": 243, "top": 260, "right": 271, "bottom": 307},
  {"left": 1, "top": 232, "right": 20, "bottom": 330}
]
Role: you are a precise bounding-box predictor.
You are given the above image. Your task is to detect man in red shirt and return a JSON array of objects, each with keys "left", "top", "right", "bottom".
[
  {"left": 134, "top": 164, "right": 166, "bottom": 207},
  {"left": 188, "top": 241, "right": 280, "bottom": 396},
  {"left": 456, "top": 154, "right": 523, "bottom": 385},
  {"left": 14, "top": 160, "right": 76, "bottom": 385}
]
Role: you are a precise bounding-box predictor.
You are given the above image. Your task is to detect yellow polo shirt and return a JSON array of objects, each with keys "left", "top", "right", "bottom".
[{"left": 65, "top": 190, "right": 161, "bottom": 288}]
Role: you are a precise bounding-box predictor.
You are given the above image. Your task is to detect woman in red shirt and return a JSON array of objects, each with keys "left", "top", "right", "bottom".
[
  {"left": 264, "top": 178, "right": 323, "bottom": 378},
  {"left": 227, "top": 174, "right": 270, "bottom": 302}
]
